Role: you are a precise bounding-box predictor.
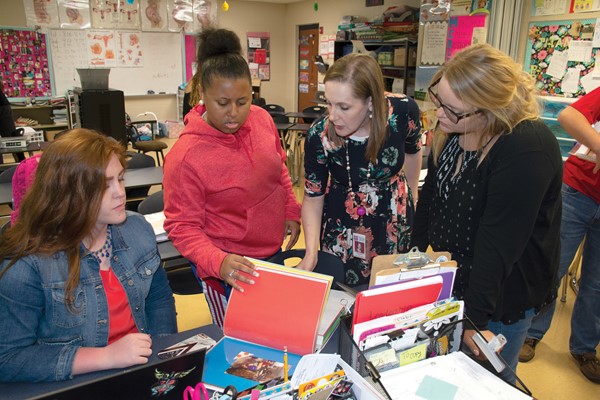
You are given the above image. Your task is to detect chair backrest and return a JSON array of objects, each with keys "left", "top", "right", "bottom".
[
  {"left": 262, "top": 104, "right": 285, "bottom": 115},
  {"left": 267, "top": 249, "right": 345, "bottom": 287},
  {"left": 271, "top": 113, "right": 290, "bottom": 124},
  {"left": 137, "top": 190, "right": 164, "bottom": 215},
  {"left": 0, "top": 166, "right": 17, "bottom": 184},
  {"left": 302, "top": 106, "right": 327, "bottom": 124},
  {"left": 126, "top": 153, "right": 156, "bottom": 169}
]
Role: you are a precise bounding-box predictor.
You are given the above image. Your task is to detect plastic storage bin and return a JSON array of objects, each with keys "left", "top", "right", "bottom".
[{"left": 77, "top": 68, "right": 110, "bottom": 90}]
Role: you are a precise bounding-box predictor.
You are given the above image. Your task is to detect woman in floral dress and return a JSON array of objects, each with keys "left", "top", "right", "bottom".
[{"left": 297, "top": 53, "right": 422, "bottom": 287}]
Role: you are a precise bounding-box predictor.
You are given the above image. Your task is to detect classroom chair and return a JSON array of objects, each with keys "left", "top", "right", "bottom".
[
  {"left": 301, "top": 105, "right": 327, "bottom": 124},
  {"left": 128, "top": 112, "right": 168, "bottom": 166},
  {"left": 267, "top": 249, "right": 345, "bottom": 288},
  {"left": 261, "top": 104, "right": 286, "bottom": 116},
  {"left": 137, "top": 190, "right": 203, "bottom": 296},
  {"left": 125, "top": 153, "right": 156, "bottom": 211}
]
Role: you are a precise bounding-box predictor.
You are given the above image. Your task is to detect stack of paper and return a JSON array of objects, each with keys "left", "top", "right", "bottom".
[
  {"left": 143, "top": 211, "right": 168, "bottom": 242},
  {"left": 316, "top": 289, "right": 355, "bottom": 350}
]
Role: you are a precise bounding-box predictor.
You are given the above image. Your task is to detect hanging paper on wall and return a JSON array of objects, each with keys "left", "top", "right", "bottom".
[
  {"left": 445, "top": 14, "right": 487, "bottom": 61},
  {"left": 86, "top": 29, "right": 117, "bottom": 67},
  {"left": 57, "top": 0, "right": 91, "bottom": 29},
  {"left": 141, "top": 0, "right": 168, "bottom": 31},
  {"left": 24, "top": 0, "right": 60, "bottom": 28},
  {"left": 116, "top": 30, "right": 143, "bottom": 67},
  {"left": 254, "top": 49, "right": 267, "bottom": 64},
  {"left": 421, "top": 21, "right": 448, "bottom": 65}
]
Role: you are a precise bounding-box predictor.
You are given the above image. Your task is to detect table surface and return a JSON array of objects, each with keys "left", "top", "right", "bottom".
[
  {"left": 0, "top": 325, "right": 223, "bottom": 400},
  {"left": 0, "top": 166, "right": 163, "bottom": 207},
  {"left": 285, "top": 111, "right": 323, "bottom": 119}
]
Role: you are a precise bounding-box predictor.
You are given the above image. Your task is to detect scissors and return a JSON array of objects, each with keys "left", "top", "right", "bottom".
[
  {"left": 220, "top": 385, "right": 238, "bottom": 400},
  {"left": 183, "top": 382, "right": 209, "bottom": 400}
]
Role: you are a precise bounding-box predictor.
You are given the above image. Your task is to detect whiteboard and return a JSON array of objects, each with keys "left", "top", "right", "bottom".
[{"left": 49, "top": 30, "right": 184, "bottom": 96}]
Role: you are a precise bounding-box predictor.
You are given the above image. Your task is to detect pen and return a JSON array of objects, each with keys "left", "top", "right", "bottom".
[{"left": 283, "top": 346, "right": 289, "bottom": 383}]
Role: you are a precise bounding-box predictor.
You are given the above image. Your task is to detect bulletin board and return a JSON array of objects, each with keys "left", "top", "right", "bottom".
[
  {"left": 525, "top": 19, "right": 597, "bottom": 97},
  {"left": 247, "top": 32, "right": 270, "bottom": 81},
  {"left": 0, "top": 28, "right": 53, "bottom": 99},
  {"left": 49, "top": 29, "right": 184, "bottom": 96}
]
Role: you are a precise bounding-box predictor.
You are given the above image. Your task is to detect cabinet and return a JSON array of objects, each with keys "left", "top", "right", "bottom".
[
  {"left": 334, "top": 38, "right": 417, "bottom": 96},
  {"left": 11, "top": 100, "right": 71, "bottom": 140}
]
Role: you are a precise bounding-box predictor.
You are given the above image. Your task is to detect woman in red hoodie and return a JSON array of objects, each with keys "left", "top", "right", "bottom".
[{"left": 163, "top": 28, "right": 300, "bottom": 325}]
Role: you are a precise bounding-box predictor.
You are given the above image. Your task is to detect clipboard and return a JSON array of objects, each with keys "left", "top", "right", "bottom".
[{"left": 369, "top": 253, "right": 457, "bottom": 302}]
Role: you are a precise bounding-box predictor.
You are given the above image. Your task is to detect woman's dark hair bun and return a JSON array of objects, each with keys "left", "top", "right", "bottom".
[{"left": 197, "top": 28, "right": 242, "bottom": 61}]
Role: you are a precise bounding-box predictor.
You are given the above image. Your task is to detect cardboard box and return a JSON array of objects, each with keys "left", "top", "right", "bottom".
[{"left": 393, "top": 47, "right": 417, "bottom": 67}]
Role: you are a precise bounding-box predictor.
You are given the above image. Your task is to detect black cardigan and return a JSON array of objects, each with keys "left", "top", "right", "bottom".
[{"left": 411, "top": 119, "right": 563, "bottom": 329}]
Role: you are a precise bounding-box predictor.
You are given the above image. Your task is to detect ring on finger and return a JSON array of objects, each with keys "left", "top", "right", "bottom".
[{"left": 228, "top": 270, "right": 235, "bottom": 278}]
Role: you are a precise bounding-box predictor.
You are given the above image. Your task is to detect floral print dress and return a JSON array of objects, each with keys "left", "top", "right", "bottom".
[{"left": 304, "top": 94, "right": 422, "bottom": 286}]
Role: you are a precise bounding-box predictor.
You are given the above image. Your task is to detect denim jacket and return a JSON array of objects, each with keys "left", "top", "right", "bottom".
[{"left": 0, "top": 212, "right": 177, "bottom": 382}]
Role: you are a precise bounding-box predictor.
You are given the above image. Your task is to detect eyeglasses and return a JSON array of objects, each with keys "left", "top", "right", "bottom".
[{"left": 427, "top": 78, "right": 482, "bottom": 124}]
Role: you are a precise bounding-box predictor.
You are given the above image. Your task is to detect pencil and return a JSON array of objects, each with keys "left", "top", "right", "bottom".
[{"left": 283, "top": 346, "right": 289, "bottom": 383}]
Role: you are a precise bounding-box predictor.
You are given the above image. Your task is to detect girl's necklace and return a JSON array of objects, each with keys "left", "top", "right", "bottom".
[{"left": 90, "top": 228, "right": 113, "bottom": 264}]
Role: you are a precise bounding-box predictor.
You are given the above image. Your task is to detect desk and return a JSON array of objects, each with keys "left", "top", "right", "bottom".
[
  {"left": 286, "top": 123, "right": 312, "bottom": 184},
  {"left": 0, "top": 325, "right": 223, "bottom": 400},
  {"left": 285, "top": 111, "right": 323, "bottom": 122},
  {"left": 0, "top": 167, "right": 162, "bottom": 208},
  {"left": 0, "top": 182, "right": 10, "bottom": 206},
  {"left": 124, "top": 166, "right": 163, "bottom": 189}
]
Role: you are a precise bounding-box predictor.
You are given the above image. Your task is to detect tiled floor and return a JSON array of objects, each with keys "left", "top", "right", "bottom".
[{"left": 3, "top": 137, "right": 599, "bottom": 398}]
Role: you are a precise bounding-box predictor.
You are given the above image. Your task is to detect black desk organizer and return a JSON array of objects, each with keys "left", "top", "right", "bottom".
[{"left": 337, "top": 314, "right": 533, "bottom": 399}]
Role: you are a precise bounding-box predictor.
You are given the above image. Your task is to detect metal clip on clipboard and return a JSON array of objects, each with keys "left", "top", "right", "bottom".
[{"left": 393, "top": 247, "right": 433, "bottom": 269}]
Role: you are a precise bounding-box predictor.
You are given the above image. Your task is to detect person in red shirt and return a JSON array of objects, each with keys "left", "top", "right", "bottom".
[
  {"left": 163, "top": 29, "right": 301, "bottom": 326},
  {"left": 520, "top": 86, "right": 600, "bottom": 384}
]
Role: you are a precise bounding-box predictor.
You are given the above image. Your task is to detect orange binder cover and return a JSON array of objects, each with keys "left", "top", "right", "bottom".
[
  {"left": 223, "top": 259, "right": 333, "bottom": 355},
  {"left": 352, "top": 275, "right": 443, "bottom": 328}
]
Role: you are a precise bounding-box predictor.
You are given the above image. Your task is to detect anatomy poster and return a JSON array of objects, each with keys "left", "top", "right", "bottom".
[
  {"left": 167, "top": 0, "right": 216, "bottom": 33},
  {"left": 57, "top": 0, "right": 91, "bottom": 29},
  {"left": 116, "top": 30, "right": 143, "bottom": 66},
  {"left": 91, "top": 0, "right": 141, "bottom": 30},
  {"left": 86, "top": 29, "right": 116, "bottom": 66},
  {"left": 24, "top": 0, "right": 60, "bottom": 28},
  {"left": 141, "top": 0, "right": 168, "bottom": 31}
]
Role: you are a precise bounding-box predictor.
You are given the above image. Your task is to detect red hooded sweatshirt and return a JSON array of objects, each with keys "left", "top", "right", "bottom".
[{"left": 163, "top": 105, "right": 301, "bottom": 279}]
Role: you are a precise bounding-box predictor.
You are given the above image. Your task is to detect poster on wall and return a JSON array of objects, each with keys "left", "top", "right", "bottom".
[
  {"left": 247, "top": 32, "right": 270, "bottom": 81},
  {"left": 445, "top": 14, "right": 487, "bottom": 61},
  {"left": 86, "top": 29, "right": 117, "bottom": 66},
  {"left": 0, "top": 28, "right": 52, "bottom": 99},
  {"left": 141, "top": 0, "right": 168, "bottom": 31},
  {"left": 531, "top": 0, "right": 569, "bottom": 16},
  {"left": 91, "top": 0, "right": 141, "bottom": 30},
  {"left": 571, "top": 0, "right": 600, "bottom": 13},
  {"left": 57, "top": 0, "right": 91, "bottom": 29},
  {"left": 116, "top": 30, "right": 143, "bottom": 67},
  {"left": 24, "top": 0, "right": 60, "bottom": 28}
]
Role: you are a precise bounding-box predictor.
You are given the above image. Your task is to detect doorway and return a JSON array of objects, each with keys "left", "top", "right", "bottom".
[{"left": 297, "top": 24, "right": 319, "bottom": 112}]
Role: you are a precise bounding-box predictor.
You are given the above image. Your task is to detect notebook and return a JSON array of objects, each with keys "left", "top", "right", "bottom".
[{"left": 32, "top": 348, "right": 206, "bottom": 400}]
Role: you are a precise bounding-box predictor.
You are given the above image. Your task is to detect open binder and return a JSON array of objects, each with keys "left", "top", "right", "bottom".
[{"left": 202, "top": 259, "right": 336, "bottom": 392}]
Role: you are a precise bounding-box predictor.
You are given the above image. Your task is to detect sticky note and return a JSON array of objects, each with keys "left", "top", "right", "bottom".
[
  {"left": 415, "top": 375, "right": 458, "bottom": 400},
  {"left": 398, "top": 343, "right": 427, "bottom": 366}
]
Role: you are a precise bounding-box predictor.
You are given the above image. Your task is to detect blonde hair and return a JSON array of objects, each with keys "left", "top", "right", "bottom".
[
  {"left": 324, "top": 53, "right": 387, "bottom": 164},
  {"left": 0, "top": 129, "right": 126, "bottom": 309},
  {"left": 430, "top": 44, "right": 540, "bottom": 161}
]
